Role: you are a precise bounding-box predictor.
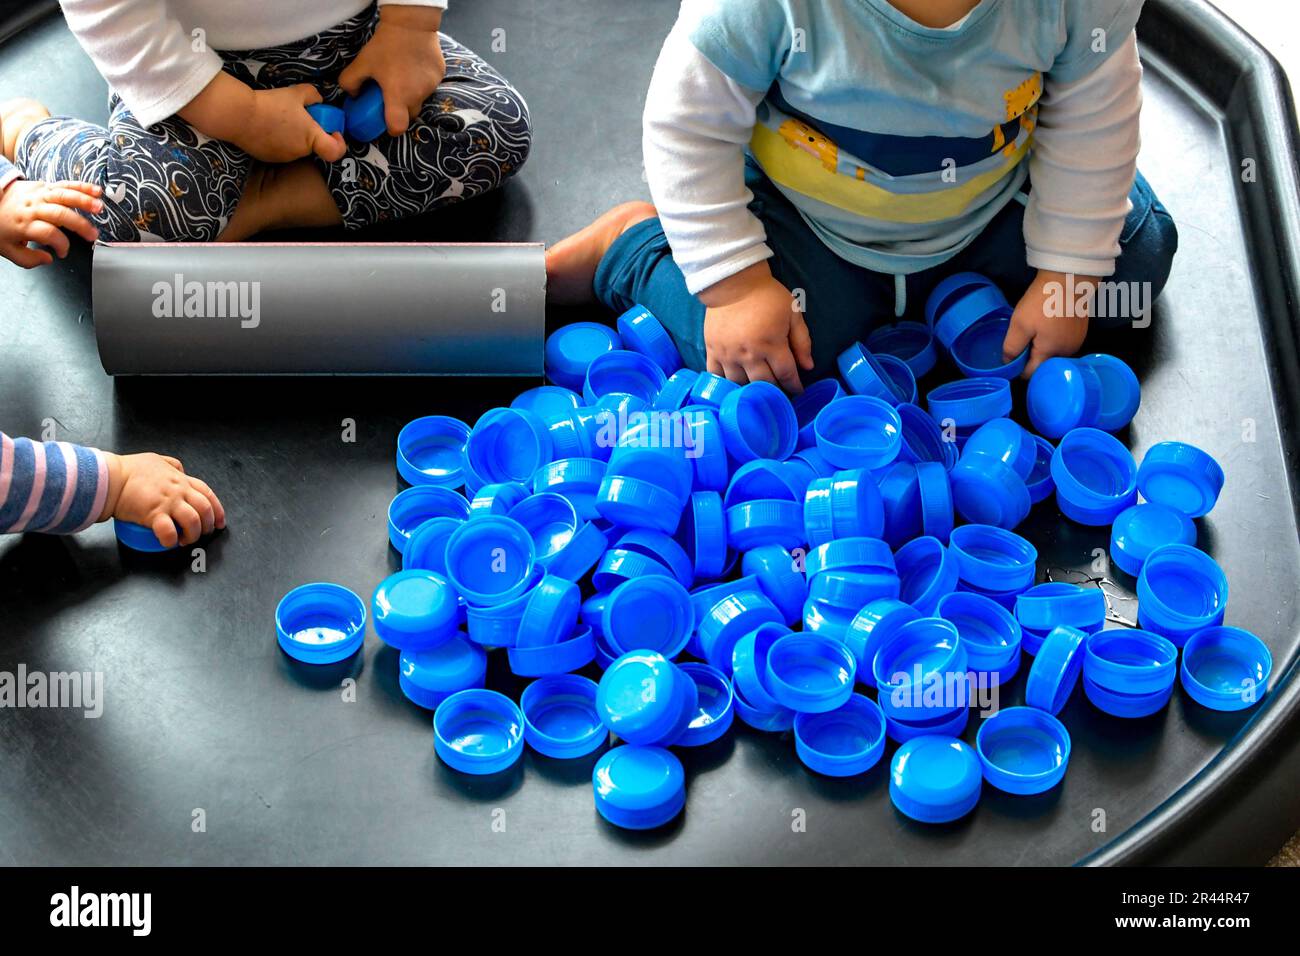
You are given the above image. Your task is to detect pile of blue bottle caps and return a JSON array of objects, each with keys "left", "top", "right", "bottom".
[{"left": 271, "top": 273, "right": 1272, "bottom": 830}]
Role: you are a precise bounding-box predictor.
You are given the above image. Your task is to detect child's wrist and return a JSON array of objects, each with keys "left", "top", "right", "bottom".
[
  {"left": 379, "top": 4, "right": 444, "bottom": 32},
  {"left": 699, "top": 261, "right": 772, "bottom": 309},
  {"left": 99, "top": 452, "right": 124, "bottom": 522}
]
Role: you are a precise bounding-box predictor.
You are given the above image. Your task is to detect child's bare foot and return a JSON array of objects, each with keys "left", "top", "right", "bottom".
[
  {"left": 546, "top": 200, "right": 657, "bottom": 305},
  {"left": 219, "top": 159, "right": 341, "bottom": 241},
  {"left": 1, "top": 98, "right": 50, "bottom": 162}
]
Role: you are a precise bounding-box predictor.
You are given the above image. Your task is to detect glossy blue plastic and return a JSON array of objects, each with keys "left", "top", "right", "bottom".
[
  {"left": 306, "top": 102, "right": 345, "bottom": 135},
  {"left": 1027, "top": 358, "right": 1103, "bottom": 438},
  {"left": 875, "top": 461, "right": 921, "bottom": 547},
  {"left": 616, "top": 305, "right": 681, "bottom": 374},
  {"left": 742, "top": 545, "right": 808, "bottom": 625},
  {"left": 594, "top": 475, "right": 685, "bottom": 535},
  {"left": 612, "top": 528, "right": 692, "bottom": 586},
  {"left": 814, "top": 395, "right": 902, "bottom": 471},
  {"left": 1014, "top": 582, "right": 1106, "bottom": 632},
  {"left": 1078, "top": 353, "right": 1141, "bottom": 431},
  {"left": 807, "top": 568, "right": 899, "bottom": 611},
  {"left": 1137, "top": 441, "right": 1226, "bottom": 518},
  {"left": 733, "top": 680, "right": 796, "bottom": 732},
  {"left": 936, "top": 591, "right": 1022, "bottom": 677},
  {"left": 597, "top": 650, "right": 698, "bottom": 746},
  {"left": 868, "top": 321, "right": 937, "bottom": 378},
  {"left": 1136, "top": 544, "right": 1229, "bottom": 646},
  {"left": 725, "top": 499, "right": 804, "bottom": 551},
  {"left": 521, "top": 675, "right": 607, "bottom": 759},
  {"left": 838, "top": 342, "right": 902, "bottom": 402},
  {"left": 897, "top": 403, "right": 959, "bottom": 470},
  {"left": 464, "top": 573, "right": 538, "bottom": 648},
  {"left": 545, "top": 520, "right": 608, "bottom": 582},
  {"left": 433, "top": 689, "right": 525, "bottom": 775},
  {"left": 1083, "top": 676, "right": 1174, "bottom": 719},
  {"left": 719, "top": 381, "right": 798, "bottom": 462},
  {"left": 689, "top": 372, "right": 739, "bottom": 409},
  {"left": 975, "top": 706, "right": 1071, "bottom": 795},
  {"left": 809, "top": 469, "right": 886, "bottom": 546},
  {"left": 963, "top": 419, "right": 1035, "bottom": 480},
  {"left": 726, "top": 459, "right": 803, "bottom": 507},
  {"left": 470, "top": 481, "right": 531, "bottom": 517},
  {"left": 926, "top": 377, "right": 1012, "bottom": 430},
  {"left": 601, "top": 575, "right": 693, "bottom": 659},
  {"left": 805, "top": 536, "right": 895, "bottom": 580},
  {"left": 507, "top": 625, "right": 598, "bottom": 676},
  {"left": 1026, "top": 436, "right": 1056, "bottom": 504},
  {"left": 890, "top": 735, "right": 982, "bottom": 823},
  {"left": 790, "top": 445, "right": 837, "bottom": 480},
  {"left": 275, "top": 583, "right": 366, "bottom": 664},
  {"left": 508, "top": 493, "right": 581, "bottom": 569},
  {"left": 372, "top": 570, "right": 460, "bottom": 651},
  {"left": 792, "top": 379, "right": 845, "bottom": 449},
  {"left": 399, "top": 636, "right": 487, "bottom": 709},
  {"left": 443, "top": 515, "right": 536, "bottom": 607},
  {"left": 915, "top": 461, "right": 954, "bottom": 544},
  {"left": 341, "top": 81, "right": 386, "bottom": 141},
  {"left": 948, "top": 524, "right": 1037, "bottom": 592},
  {"left": 1084, "top": 629, "right": 1178, "bottom": 696},
  {"left": 678, "top": 406, "right": 729, "bottom": 491},
  {"left": 545, "top": 321, "right": 621, "bottom": 391},
  {"left": 1110, "top": 502, "right": 1196, "bottom": 577},
  {"left": 676, "top": 490, "right": 727, "bottom": 581},
  {"left": 950, "top": 452, "right": 1031, "bottom": 530},
  {"left": 1180, "top": 626, "right": 1272, "bottom": 712},
  {"left": 1051, "top": 428, "right": 1138, "bottom": 525},
  {"left": 610, "top": 425, "right": 693, "bottom": 501},
  {"left": 543, "top": 407, "right": 601, "bottom": 462},
  {"left": 926, "top": 272, "right": 995, "bottom": 326},
  {"left": 873, "top": 617, "right": 968, "bottom": 718},
  {"left": 933, "top": 283, "right": 1008, "bottom": 349},
  {"left": 953, "top": 323, "right": 1028, "bottom": 379},
  {"left": 592, "top": 745, "right": 686, "bottom": 830},
  {"left": 512, "top": 384, "right": 582, "bottom": 423},
  {"left": 729, "top": 622, "right": 791, "bottom": 713},
  {"left": 655, "top": 369, "right": 699, "bottom": 411},
  {"left": 676, "top": 663, "right": 735, "bottom": 746},
  {"left": 114, "top": 520, "right": 173, "bottom": 552},
  {"left": 402, "top": 516, "right": 463, "bottom": 575},
  {"left": 885, "top": 705, "right": 970, "bottom": 745},
  {"left": 532, "top": 458, "right": 607, "bottom": 521},
  {"left": 516, "top": 575, "right": 581, "bottom": 650},
  {"left": 877, "top": 354, "right": 919, "bottom": 405},
  {"left": 387, "top": 485, "right": 470, "bottom": 553},
  {"left": 795, "top": 694, "right": 887, "bottom": 777},
  {"left": 396, "top": 415, "right": 471, "bottom": 489},
  {"left": 590, "top": 548, "right": 672, "bottom": 592},
  {"left": 697, "top": 587, "right": 783, "bottom": 674},
  {"left": 1024, "top": 625, "right": 1086, "bottom": 715},
  {"left": 764, "top": 632, "right": 857, "bottom": 714},
  {"left": 894, "top": 536, "right": 959, "bottom": 616},
  {"left": 845, "top": 599, "right": 921, "bottom": 688},
  {"left": 583, "top": 349, "right": 667, "bottom": 406},
  {"left": 466, "top": 407, "right": 554, "bottom": 485}
]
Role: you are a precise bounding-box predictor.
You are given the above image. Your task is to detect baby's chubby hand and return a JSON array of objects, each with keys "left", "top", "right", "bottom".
[
  {"left": 339, "top": 4, "right": 446, "bottom": 138},
  {"left": 179, "top": 73, "right": 346, "bottom": 166},
  {"left": 0, "top": 179, "right": 101, "bottom": 269},
  {"left": 1003, "top": 269, "right": 1094, "bottom": 378},
  {"left": 102, "top": 452, "right": 226, "bottom": 549},
  {"left": 701, "top": 261, "right": 814, "bottom": 394}
]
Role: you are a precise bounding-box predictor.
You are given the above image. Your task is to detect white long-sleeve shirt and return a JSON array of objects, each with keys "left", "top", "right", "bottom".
[
  {"left": 645, "top": 1, "right": 1144, "bottom": 294},
  {"left": 59, "top": 0, "right": 449, "bottom": 128}
]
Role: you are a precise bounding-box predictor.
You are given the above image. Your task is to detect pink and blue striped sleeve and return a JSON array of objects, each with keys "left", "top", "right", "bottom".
[
  {"left": 0, "top": 156, "right": 21, "bottom": 192},
  {"left": 0, "top": 432, "right": 110, "bottom": 534}
]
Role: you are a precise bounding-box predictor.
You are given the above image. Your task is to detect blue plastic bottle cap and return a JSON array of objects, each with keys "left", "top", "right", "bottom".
[
  {"left": 596, "top": 651, "right": 697, "bottom": 746},
  {"left": 593, "top": 744, "right": 686, "bottom": 829},
  {"left": 464, "top": 570, "right": 539, "bottom": 648},
  {"left": 1026, "top": 435, "right": 1056, "bottom": 504},
  {"left": 507, "top": 625, "right": 598, "bottom": 676},
  {"left": 541, "top": 407, "right": 599, "bottom": 462},
  {"left": 1049, "top": 428, "right": 1138, "bottom": 526},
  {"left": 611, "top": 528, "right": 692, "bottom": 586},
  {"left": 963, "top": 419, "right": 1035, "bottom": 480},
  {"left": 719, "top": 381, "right": 799, "bottom": 462},
  {"left": 975, "top": 706, "right": 1071, "bottom": 795},
  {"left": 894, "top": 536, "right": 959, "bottom": 616},
  {"left": 876, "top": 462, "right": 922, "bottom": 548},
  {"left": 595, "top": 475, "right": 686, "bottom": 534},
  {"left": 466, "top": 408, "right": 554, "bottom": 486},
  {"left": 803, "top": 477, "right": 835, "bottom": 547},
  {"left": 616, "top": 306, "right": 682, "bottom": 375},
  {"left": 725, "top": 459, "right": 804, "bottom": 507},
  {"left": 814, "top": 395, "right": 903, "bottom": 471},
  {"left": 868, "top": 321, "right": 937, "bottom": 379},
  {"left": 925, "top": 272, "right": 996, "bottom": 327},
  {"left": 804, "top": 536, "right": 895, "bottom": 580},
  {"left": 532, "top": 458, "right": 607, "bottom": 521},
  {"left": 915, "top": 461, "right": 954, "bottom": 544},
  {"left": 733, "top": 679, "right": 797, "bottom": 731},
  {"left": 697, "top": 587, "right": 783, "bottom": 674},
  {"left": 433, "top": 689, "right": 526, "bottom": 775},
  {"left": 512, "top": 384, "right": 582, "bottom": 423},
  {"left": 802, "top": 599, "right": 857, "bottom": 643},
  {"left": 1083, "top": 629, "right": 1178, "bottom": 696},
  {"left": 1110, "top": 502, "right": 1196, "bottom": 577},
  {"left": 844, "top": 599, "right": 921, "bottom": 688},
  {"left": 396, "top": 415, "right": 470, "bottom": 488},
  {"left": 1136, "top": 543, "right": 1229, "bottom": 646},
  {"left": 387, "top": 485, "right": 471, "bottom": 553},
  {"left": 1137, "top": 441, "right": 1225, "bottom": 518},
  {"left": 590, "top": 548, "right": 671, "bottom": 593},
  {"left": 676, "top": 490, "right": 728, "bottom": 581},
  {"left": 792, "top": 379, "right": 845, "bottom": 449},
  {"left": 897, "top": 403, "right": 959, "bottom": 471},
  {"left": 794, "top": 694, "right": 887, "bottom": 777},
  {"left": 724, "top": 499, "right": 804, "bottom": 552},
  {"left": 950, "top": 314, "right": 1028, "bottom": 380},
  {"left": 932, "top": 285, "right": 1007, "bottom": 353},
  {"left": 1180, "top": 626, "right": 1272, "bottom": 712},
  {"left": 601, "top": 575, "right": 693, "bottom": 659},
  {"left": 742, "top": 545, "right": 809, "bottom": 625},
  {"left": 763, "top": 632, "right": 857, "bottom": 714},
  {"left": 114, "top": 520, "right": 174, "bottom": 552},
  {"left": 508, "top": 492, "right": 580, "bottom": 566},
  {"left": 1013, "top": 582, "right": 1106, "bottom": 632},
  {"left": 1083, "top": 676, "right": 1174, "bottom": 719},
  {"left": 516, "top": 575, "right": 581, "bottom": 649},
  {"left": 790, "top": 444, "right": 837, "bottom": 480},
  {"left": 520, "top": 675, "right": 607, "bottom": 759},
  {"left": 399, "top": 636, "right": 487, "bottom": 709},
  {"left": 1077, "top": 353, "right": 1141, "bottom": 432},
  {"left": 655, "top": 368, "right": 699, "bottom": 411},
  {"left": 688, "top": 372, "right": 739, "bottom": 409},
  {"left": 341, "top": 80, "right": 387, "bottom": 141},
  {"left": 610, "top": 424, "right": 694, "bottom": 502},
  {"left": 470, "top": 481, "right": 530, "bottom": 517},
  {"left": 935, "top": 591, "right": 1022, "bottom": 674},
  {"left": 276, "top": 582, "right": 366, "bottom": 664},
  {"left": 876, "top": 354, "right": 918, "bottom": 405},
  {"left": 1024, "top": 625, "right": 1086, "bottom": 714},
  {"left": 950, "top": 452, "right": 1031, "bottom": 530},
  {"left": 583, "top": 349, "right": 668, "bottom": 406},
  {"left": 948, "top": 524, "right": 1037, "bottom": 592},
  {"left": 729, "top": 622, "right": 792, "bottom": 713},
  {"left": 371, "top": 570, "right": 460, "bottom": 651},
  {"left": 807, "top": 568, "right": 899, "bottom": 611},
  {"left": 444, "top": 515, "right": 536, "bottom": 607},
  {"left": 837, "top": 342, "right": 899, "bottom": 402},
  {"left": 1027, "top": 358, "right": 1103, "bottom": 439},
  {"left": 885, "top": 705, "right": 970, "bottom": 745},
  {"left": 676, "top": 663, "right": 735, "bottom": 746},
  {"left": 926, "top": 377, "right": 1012, "bottom": 430},
  {"left": 679, "top": 406, "right": 730, "bottom": 491},
  {"left": 890, "top": 735, "right": 982, "bottom": 823},
  {"left": 873, "top": 617, "right": 967, "bottom": 715},
  {"left": 545, "top": 322, "right": 622, "bottom": 391},
  {"left": 306, "top": 102, "right": 346, "bottom": 135},
  {"left": 402, "top": 516, "right": 463, "bottom": 574}
]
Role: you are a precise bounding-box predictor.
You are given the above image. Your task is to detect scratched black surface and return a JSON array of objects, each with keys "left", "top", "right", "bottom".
[{"left": 1, "top": 1, "right": 1297, "bottom": 865}]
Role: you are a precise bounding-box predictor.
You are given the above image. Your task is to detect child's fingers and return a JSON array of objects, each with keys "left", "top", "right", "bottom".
[
  {"left": 188, "top": 476, "right": 226, "bottom": 529},
  {"left": 161, "top": 455, "right": 184, "bottom": 473},
  {"left": 172, "top": 501, "right": 203, "bottom": 546},
  {"left": 767, "top": 347, "right": 805, "bottom": 395},
  {"left": 742, "top": 359, "right": 778, "bottom": 386},
  {"left": 789, "top": 311, "right": 815, "bottom": 371},
  {"left": 1002, "top": 315, "right": 1034, "bottom": 365},
  {"left": 385, "top": 101, "right": 410, "bottom": 138},
  {"left": 3, "top": 243, "right": 53, "bottom": 269},
  {"left": 337, "top": 61, "right": 369, "bottom": 97},
  {"left": 186, "top": 487, "right": 216, "bottom": 536},
  {"left": 36, "top": 203, "right": 100, "bottom": 244},
  {"left": 43, "top": 185, "right": 103, "bottom": 216},
  {"left": 52, "top": 181, "right": 103, "bottom": 197},
  {"left": 151, "top": 513, "right": 180, "bottom": 549},
  {"left": 720, "top": 360, "right": 748, "bottom": 385},
  {"left": 312, "top": 130, "right": 348, "bottom": 163},
  {"left": 24, "top": 221, "right": 70, "bottom": 259}
]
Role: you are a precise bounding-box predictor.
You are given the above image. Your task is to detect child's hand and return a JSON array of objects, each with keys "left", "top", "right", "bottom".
[
  {"left": 180, "top": 73, "right": 346, "bottom": 165},
  {"left": 701, "top": 262, "right": 814, "bottom": 394},
  {"left": 102, "top": 452, "right": 226, "bottom": 548},
  {"left": 0, "top": 179, "right": 101, "bottom": 268},
  {"left": 1003, "top": 269, "right": 1094, "bottom": 378},
  {"left": 339, "top": 4, "right": 446, "bottom": 137}
]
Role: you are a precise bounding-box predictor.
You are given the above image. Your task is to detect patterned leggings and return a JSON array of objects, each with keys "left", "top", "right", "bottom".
[{"left": 14, "top": 7, "right": 532, "bottom": 240}]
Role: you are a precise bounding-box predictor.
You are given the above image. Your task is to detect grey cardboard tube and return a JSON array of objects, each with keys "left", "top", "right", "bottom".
[{"left": 91, "top": 242, "right": 546, "bottom": 375}]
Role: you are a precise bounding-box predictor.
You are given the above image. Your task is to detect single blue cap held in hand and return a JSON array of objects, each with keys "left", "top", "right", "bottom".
[
  {"left": 926, "top": 377, "right": 1012, "bottom": 430},
  {"left": 593, "top": 744, "right": 686, "bottom": 830},
  {"left": 950, "top": 452, "right": 1031, "bottom": 531},
  {"left": 975, "top": 706, "right": 1071, "bottom": 795},
  {"left": 521, "top": 675, "right": 607, "bottom": 759},
  {"left": 1013, "top": 582, "right": 1106, "bottom": 632},
  {"left": 897, "top": 403, "right": 959, "bottom": 471},
  {"left": 433, "top": 689, "right": 526, "bottom": 775},
  {"left": 845, "top": 599, "right": 921, "bottom": 688},
  {"left": 596, "top": 651, "right": 697, "bottom": 746},
  {"left": 545, "top": 322, "right": 622, "bottom": 391},
  {"left": 890, "top": 735, "right": 982, "bottom": 823},
  {"left": 616, "top": 305, "right": 682, "bottom": 375},
  {"left": 516, "top": 575, "right": 581, "bottom": 649},
  {"left": 276, "top": 582, "right": 366, "bottom": 664},
  {"left": 342, "top": 80, "right": 388, "bottom": 142},
  {"left": 403, "top": 515, "right": 464, "bottom": 575},
  {"left": 1136, "top": 543, "right": 1228, "bottom": 646},
  {"left": 948, "top": 524, "right": 1037, "bottom": 592},
  {"left": 1049, "top": 428, "right": 1138, "bottom": 526},
  {"left": 814, "top": 395, "right": 903, "bottom": 471},
  {"left": 894, "top": 536, "right": 959, "bottom": 616},
  {"left": 868, "top": 321, "right": 937, "bottom": 378},
  {"left": 1110, "top": 502, "right": 1196, "bottom": 577},
  {"left": 583, "top": 349, "right": 667, "bottom": 406},
  {"left": 397, "top": 415, "right": 471, "bottom": 489},
  {"left": 1137, "top": 441, "right": 1225, "bottom": 518},
  {"left": 676, "top": 663, "right": 735, "bottom": 746},
  {"left": 372, "top": 569, "right": 460, "bottom": 651},
  {"left": 792, "top": 379, "right": 844, "bottom": 449},
  {"left": 306, "top": 102, "right": 346, "bottom": 136},
  {"left": 114, "top": 520, "right": 175, "bottom": 552},
  {"left": 507, "top": 624, "right": 597, "bottom": 676},
  {"left": 399, "top": 636, "right": 487, "bottom": 710},
  {"left": 444, "top": 515, "right": 536, "bottom": 607},
  {"left": 466, "top": 407, "right": 554, "bottom": 486},
  {"left": 719, "top": 381, "right": 798, "bottom": 462},
  {"left": 915, "top": 461, "right": 954, "bottom": 544},
  {"left": 763, "top": 632, "right": 857, "bottom": 714},
  {"left": 1180, "top": 626, "right": 1272, "bottom": 712},
  {"left": 1078, "top": 353, "right": 1140, "bottom": 432},
  {"left": 1027, "top": 358, "right": 1103, "bottom": 439},
  {"left": 601, "top": 575, "right": 693, "bottom": 659},
  {"left": 795, "top": 694, "right": 887, "bottom": 777},
  {"left": 1083, "top": 628, "right": 1178, "bottom": 696},
  {"left": 1024, "top": 625, "right": 1086, "bottom": 714}
]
